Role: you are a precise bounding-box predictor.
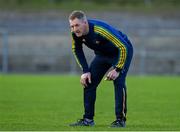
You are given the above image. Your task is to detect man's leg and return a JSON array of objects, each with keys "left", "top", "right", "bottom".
[
  {"left": 83, "top": 56, "right": 111, "bottom": 120},
  {"left": 110, "top": 74, "right": 127, "bottom": 128},
  {"left": 113, "top": 73, "right": 127, "bottom": 120},
  {"left": 70, "top": 56, "right": 111, "bottom": 126},
  {"left": 111, "top": 44, "right": 133, "bottom": 127},
  {"left": 70, "top": 55, "right": 111, "bottom": 126}
]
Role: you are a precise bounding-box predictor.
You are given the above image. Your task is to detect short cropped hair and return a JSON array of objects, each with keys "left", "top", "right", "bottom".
[{"left": 69, "top": 10, "right": 87, "bottom": 21}]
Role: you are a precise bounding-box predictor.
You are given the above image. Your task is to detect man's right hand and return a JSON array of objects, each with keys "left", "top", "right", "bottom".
[{"left": 80, "top": 72, "right": 91, "bottom": 88}]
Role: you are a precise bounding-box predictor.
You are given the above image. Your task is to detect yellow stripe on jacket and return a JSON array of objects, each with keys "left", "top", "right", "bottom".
[{"left": 94, "top": 25, "right": 127, "bottom": 69}]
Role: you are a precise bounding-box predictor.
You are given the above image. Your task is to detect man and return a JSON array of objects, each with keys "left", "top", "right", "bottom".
[{"left": 69, "top": 10, "right": 133, "bottom": 127}]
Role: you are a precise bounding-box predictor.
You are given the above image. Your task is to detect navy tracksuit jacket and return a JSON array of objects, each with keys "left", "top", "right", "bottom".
[{"left": 71, "top": 19, "right": 133, "bottom": 120}]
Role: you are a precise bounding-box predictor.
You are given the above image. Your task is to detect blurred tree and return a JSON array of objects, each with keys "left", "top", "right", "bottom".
[
  {"left": 48, "top": 0, "right": 62, "bottom": 3},
  {"left": 144, "top": 0, "right": 152, "bottom": 6},
  {"left": 0, "top": 0, "right": 179, "bottom": 10},
  {"left": 90, "top": 0, "right": 111, "bottom": 4},
  {"left": 17, "top": 0, "right": 24, "bottom": 5}
]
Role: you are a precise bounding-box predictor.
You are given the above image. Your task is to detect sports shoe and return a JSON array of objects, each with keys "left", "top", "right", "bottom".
[
  {"left": 110, "top": 119, "right": 126, "bottom": 128},
  {"left": 69, "top": 118, "right": 95, "bottom": 126}
]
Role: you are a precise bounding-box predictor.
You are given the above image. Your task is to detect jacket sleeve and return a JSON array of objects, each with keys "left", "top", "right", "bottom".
[
  {"left": 94, "top": 25, "right": 127, "bottom": 72},
  {"left": 71, "top": 34, "right": 89, "bottom": 73}
]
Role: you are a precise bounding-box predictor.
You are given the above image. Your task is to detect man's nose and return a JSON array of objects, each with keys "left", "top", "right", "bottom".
[{"left": 74, "top": 26, "right": 78, "bottom": 31}]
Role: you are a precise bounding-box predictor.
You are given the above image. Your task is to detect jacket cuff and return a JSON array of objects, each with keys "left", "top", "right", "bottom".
[
  {"left": 114, "top": 67, "right": 121, "bottom": 72},
  {"left": 83, "top": 68, "right": 90, "bottom": 73}
]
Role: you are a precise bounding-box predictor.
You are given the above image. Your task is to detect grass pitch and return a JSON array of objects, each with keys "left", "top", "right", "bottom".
[{"left": 0, "top": 74, "right": 180, "bottom": 131}]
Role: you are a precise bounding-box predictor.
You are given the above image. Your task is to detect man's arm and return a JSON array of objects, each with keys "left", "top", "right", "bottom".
[
  {"left": 94, "top": 25, "right": 127, "bottom": 72},
  {"left": 71, "top": 34, "right": 89, "bottom": 73}
]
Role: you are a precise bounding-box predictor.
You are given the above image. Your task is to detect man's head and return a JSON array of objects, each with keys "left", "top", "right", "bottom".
[{"left": 69, "top": 10, "right": 89, "bottom": 37}]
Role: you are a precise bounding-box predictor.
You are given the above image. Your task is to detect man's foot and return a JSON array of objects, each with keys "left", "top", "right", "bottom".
[
  {"left": 69, "top": 118, "right": 95, "bottom": 126},
  {"left": 110, "top": 119, "right": 126, "bottom": 128}
]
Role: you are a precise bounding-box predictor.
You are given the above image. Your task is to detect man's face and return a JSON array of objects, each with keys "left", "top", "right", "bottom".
[{"left": 69, "top": 18, "right": 87, "bottom": 37}]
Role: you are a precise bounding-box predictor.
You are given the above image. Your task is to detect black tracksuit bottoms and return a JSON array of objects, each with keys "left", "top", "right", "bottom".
[{"left": 83, "top": 43, "right": 133, "bottom": 120}]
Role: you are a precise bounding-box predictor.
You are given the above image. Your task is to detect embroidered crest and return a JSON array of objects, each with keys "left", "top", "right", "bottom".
[
  {"left": 95, "top": 40, "right": 100, "bottom": 44},
  {"left": 82, "top": 39, "right": 86, "bottom": 42}
]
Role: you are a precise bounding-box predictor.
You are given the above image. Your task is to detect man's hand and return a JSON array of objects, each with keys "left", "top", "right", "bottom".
[
  {"left": 80, "top": 72, "right": 91, "bottom": 88},
  {"left": 105, "top": 69, "right": 119, "bottom": 81}
]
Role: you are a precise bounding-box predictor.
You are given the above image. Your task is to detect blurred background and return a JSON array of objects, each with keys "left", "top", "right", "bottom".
[{"left": 0, "top": 0, "right": 180, "bottom": 75}]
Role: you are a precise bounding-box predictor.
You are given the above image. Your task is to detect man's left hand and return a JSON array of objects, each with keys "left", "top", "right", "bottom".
[{"left": 105, "top": 69, "right": 119, "bottom": 81}]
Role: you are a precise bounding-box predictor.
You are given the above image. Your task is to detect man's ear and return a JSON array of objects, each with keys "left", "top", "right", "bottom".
[{"left": 84, "top": 20, "right": 88, "bottom": 24}]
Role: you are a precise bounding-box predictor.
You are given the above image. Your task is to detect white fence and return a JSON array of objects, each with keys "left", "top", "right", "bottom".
[
  {"left": 1, "top": 11, "right": 180, "bottom": 75},
  {"left": 1, "top": 29, "right": 180, "bottom": 75}
]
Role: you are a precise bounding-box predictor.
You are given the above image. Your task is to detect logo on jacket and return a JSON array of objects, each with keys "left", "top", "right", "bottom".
[
  {"left": 82, "top": 39, "right": 86, "bottom": 42},
  {"left": 95, "top": 40, "right": 100, "bottom": 44}
]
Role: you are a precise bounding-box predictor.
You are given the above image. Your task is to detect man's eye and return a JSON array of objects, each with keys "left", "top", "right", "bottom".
[{"left": 75, "top": 24, "right": 79, "bottom": 27}]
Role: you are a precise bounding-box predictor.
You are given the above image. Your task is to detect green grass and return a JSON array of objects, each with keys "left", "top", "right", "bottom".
[{"left": 0, "top": 74, "right": 180, "bottom": 131}]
